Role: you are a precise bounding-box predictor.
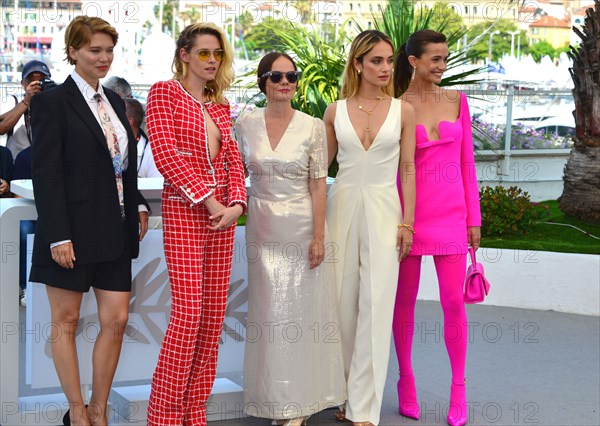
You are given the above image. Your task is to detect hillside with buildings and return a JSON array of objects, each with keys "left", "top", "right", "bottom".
[{"left": 0, "top": 0, "right": 594, "bottom": 84}]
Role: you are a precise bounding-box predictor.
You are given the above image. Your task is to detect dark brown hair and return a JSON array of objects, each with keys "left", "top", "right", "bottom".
[
  {"left": 393, "top": 30, "right": 447, "bottom": 97},
  {"left": 257, "top": 52, "right": 297, "bottom": 94}
]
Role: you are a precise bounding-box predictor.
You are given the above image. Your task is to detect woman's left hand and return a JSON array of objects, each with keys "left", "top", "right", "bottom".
[
  {"left": 309, "top": 239, "right": 325, "bottom": 269},
  {"left": 397, "top": 227, "right": 413, "bottom": 261},
  {"left": 139, "top": 211, "right": 149, "bottom": 241},
  {"left": 208, "top": 204, "right": 243, "bottom": 231},
  {"left": 468, "top": 226, "right": 481, "bottom": 251}
]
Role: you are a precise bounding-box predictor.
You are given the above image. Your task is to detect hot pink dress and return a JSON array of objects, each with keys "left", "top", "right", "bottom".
[{"left": 398, "top": 91, "right": 481, "bottom": 255}]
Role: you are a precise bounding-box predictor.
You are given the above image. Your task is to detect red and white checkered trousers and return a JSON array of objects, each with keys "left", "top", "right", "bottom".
[{"left": 147, "top": 186, "right": 236, "bottom": 425}]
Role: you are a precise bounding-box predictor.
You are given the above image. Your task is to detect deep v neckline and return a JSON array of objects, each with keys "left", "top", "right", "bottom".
[
  {"left": 346, "top": 99, "right": 393, "bottom": 152},
  {"left": 263, "top": 109, "right": 296, "bottom": 152}
]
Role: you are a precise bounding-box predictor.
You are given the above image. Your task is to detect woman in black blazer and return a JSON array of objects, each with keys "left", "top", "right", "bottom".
[{"left": 30, "top": 16, "right": 148, "bottom": 426}]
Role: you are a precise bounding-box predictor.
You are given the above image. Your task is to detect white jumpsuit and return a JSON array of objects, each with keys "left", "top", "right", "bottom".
[{"left": 327, "top": 98, "right": 403, "bottom": 425}]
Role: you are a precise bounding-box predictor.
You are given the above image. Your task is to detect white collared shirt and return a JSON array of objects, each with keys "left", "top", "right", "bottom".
[
  {"left": 137, "top": 133, "right": 161, "bottom": 178},
  {"left": 71, "top": 70, "right": 129, "bottom": 169}
]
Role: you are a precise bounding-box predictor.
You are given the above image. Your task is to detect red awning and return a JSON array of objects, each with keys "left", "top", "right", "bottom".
[{"left": 17, "top": 36, "right": 53, "bottom": 44}]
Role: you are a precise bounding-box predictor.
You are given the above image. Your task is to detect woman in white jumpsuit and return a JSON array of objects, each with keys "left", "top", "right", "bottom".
[{"left": 323, "top": 30, "right": 416, "bottom": 426}]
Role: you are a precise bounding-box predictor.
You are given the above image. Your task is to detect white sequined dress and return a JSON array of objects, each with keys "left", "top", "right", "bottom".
[{"left": 235, "top": 108, "right": 346, "bottom": 419}]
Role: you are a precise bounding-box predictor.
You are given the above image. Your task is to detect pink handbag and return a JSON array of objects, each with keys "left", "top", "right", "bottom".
[{"left": 464, "top": 247, "right": 490, "bottom": 304}]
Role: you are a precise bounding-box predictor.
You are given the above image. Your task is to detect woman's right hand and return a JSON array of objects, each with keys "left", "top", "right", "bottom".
[
  {"left": 397, "top": 227, "right": 413, "bottom": 261},
  {"left": 51, "top": 242, "right": 76, "bottom": 269},
  {"left": 203, "top": 197, "right": 225, "bottom": 216},
  {"left": 208, "top": 205, "right": 243, "bottom": 231},
  {"left": 309, "top": 239, "right": 325, "bottom": 269},
  {"left": 204, "top": 196, "right": 241, "bottom": 230}
]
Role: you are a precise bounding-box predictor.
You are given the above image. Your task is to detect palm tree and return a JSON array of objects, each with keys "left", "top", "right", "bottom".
[
  {"left": 179, "top": 7, "right": 201, "bottom": 26},
  {"left": 560, "top": 0, "right": 600, "bottom": 223}
]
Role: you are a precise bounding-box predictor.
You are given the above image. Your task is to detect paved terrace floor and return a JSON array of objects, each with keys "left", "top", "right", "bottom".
[
  {"left": 17, "top": 301, "right": 600, "bottom": 425},
  {"left": 211, "top": 301, "right": 600, "bottom": 426}
]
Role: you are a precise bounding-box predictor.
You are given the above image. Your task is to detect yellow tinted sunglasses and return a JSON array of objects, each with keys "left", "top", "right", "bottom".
[{"left": 196, "top": 48, "right": 225, "bottom": 61}]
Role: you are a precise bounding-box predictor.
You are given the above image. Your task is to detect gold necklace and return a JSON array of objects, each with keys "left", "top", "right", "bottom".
[{"left": 356, "top": 94, "right": 383, "bottom": 144}]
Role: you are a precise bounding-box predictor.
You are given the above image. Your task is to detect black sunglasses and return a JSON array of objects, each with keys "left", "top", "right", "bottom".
[{"left": 261, "top": 71, "right": 301, "bottom": 84}]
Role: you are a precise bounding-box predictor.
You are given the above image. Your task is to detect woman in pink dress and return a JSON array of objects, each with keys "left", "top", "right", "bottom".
[{"left": 392, "top": 30, "right": 481, "bottom": 426}]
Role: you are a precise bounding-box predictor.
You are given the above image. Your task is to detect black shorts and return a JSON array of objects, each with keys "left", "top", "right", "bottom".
[{"left": 29, "top": 246, "right": 132, "bottom": 293}]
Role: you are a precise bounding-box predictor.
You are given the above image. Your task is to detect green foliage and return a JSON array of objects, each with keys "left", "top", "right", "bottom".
[
  {"left": 480, "top": 186, "right": 539, "bottom": 237},
  {"left": 235, "top": 10, "right": 256, "bottom": 37},
  {"left": 527, "top": 40, "right": 558, "bottom": 62},
  {"left": 416, "top": 2, "right": 466, "bottom": 39},
  {"left": 482, "top": 200, "right": 600, "bottom": 254},
  {"left": 178, "top": 7, "right": 201, "bottom": 26},
  {"left": 245, "top": 18, "right": 295, "bottom": 52},
  {"left": 154, "top": 0, "right": 179, "bottom": 35},
  {"left": 366, "top": 0, "right": 484, "bottom": 93},
  {"left": 555, "top": 45, "right": 570, "bottom": 57},
  {"left": 371, "top": 0, "right": 416, "bottom": 50},
  {"left": 467, "top": 19, "right": 527, "bottom": 62},
  {"left": 293, "top": 0, "right": 317, "bottom": 24}
]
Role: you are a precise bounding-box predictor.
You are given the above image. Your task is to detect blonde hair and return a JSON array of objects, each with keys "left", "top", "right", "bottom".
[
  {"left": 172, "top": 23, "right": 234, "bottom": 104},
  {"left": 340, "top": 30, "right": 395, "bottom": 99},
  {"left": 64, "top": 16, "right": 118, "bottom": 65}
]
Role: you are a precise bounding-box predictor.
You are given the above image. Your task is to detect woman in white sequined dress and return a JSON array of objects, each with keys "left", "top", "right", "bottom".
[{"left": 235, "top": 52, "right": 346, "bottom": 426}]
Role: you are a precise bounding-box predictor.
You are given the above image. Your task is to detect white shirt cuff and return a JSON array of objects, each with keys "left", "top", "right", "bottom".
[{"left": 50, "top": 240, "right": 71, "bottom": 249}]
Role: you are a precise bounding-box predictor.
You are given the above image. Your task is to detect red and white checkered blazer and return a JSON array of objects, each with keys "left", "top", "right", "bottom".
[{"left": 146, "top": 79, "right": 246, "bottom": 210}]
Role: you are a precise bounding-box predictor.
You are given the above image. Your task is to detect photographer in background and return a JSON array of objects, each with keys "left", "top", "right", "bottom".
[
  {"left": 0, "top": 60, "right": 54, "bottom": 159},
  {"left": 2, "top": 60, "right": 53, "bottom": 307}
]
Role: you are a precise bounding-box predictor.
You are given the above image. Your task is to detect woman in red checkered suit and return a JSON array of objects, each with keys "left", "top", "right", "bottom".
[{"left": 145, "top": 23, "right": 246, "bottom": 425}]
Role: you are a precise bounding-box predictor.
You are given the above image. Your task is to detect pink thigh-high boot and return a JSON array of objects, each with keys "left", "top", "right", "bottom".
[
  {"left": 434, "top": 254, "right": 468, "bottom": 426},
  {"left": 392, "top": 255, "right": 422, "bottom": 420}
]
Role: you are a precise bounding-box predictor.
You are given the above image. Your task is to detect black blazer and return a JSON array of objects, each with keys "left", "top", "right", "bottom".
[
  {"left": 31, "top": 75, "right": 142, "bottom": 265},
  {"left": 0, "top": 145, "right": 13, "bottom": 198}
]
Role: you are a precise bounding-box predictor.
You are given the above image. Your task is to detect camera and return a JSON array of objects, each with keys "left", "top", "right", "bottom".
[{"left": 40, "top": 77, "right": 57, "bottom": 91}]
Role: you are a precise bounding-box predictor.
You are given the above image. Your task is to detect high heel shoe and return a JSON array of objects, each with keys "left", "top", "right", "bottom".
[
  {"left": 447, "top": 380, "right": 468, "bottom": 426},
  {"left": 62, "top": 405, "right": 89, "bottom": 426},
  {"left": 398, "top": 371, "right": 420, "bottom": 420}
]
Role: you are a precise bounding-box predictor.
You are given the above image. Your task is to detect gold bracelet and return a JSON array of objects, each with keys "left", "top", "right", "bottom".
[{"left": 398, "top": 223, "right": 415, "bottom": 234}]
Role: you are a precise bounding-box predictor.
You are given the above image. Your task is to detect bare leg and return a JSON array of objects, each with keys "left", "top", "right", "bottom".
[
  {"left": 46, "top": 286, "right": 90, "bottom": 426},
  {"left": 87, "top": 288, "right": 130, "bottom": 426}
]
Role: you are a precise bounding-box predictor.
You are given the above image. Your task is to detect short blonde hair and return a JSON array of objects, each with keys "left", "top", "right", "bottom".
[
  {"left": 172, "top": 23, "right": 234, "bottom": 104},
  {"left": 64, "top": 16, "right": 119, "bottom": 65},
  {"left": 340, "top": 30, "right": 395, "bottom": 99}
]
